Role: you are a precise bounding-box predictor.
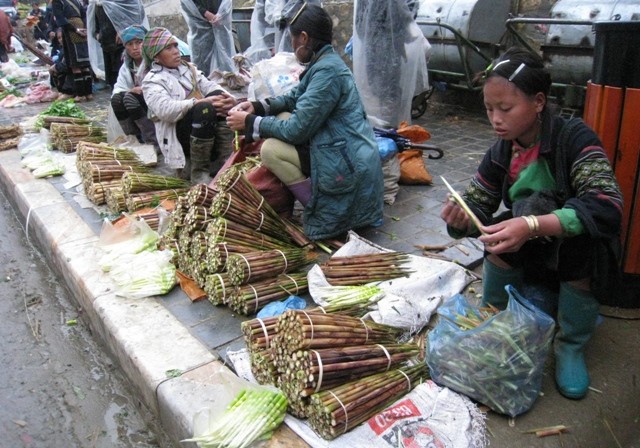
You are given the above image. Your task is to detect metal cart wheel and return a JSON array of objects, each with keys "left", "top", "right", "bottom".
[{"left": 411, "top": 87, "right": 434, "bottom": 119}]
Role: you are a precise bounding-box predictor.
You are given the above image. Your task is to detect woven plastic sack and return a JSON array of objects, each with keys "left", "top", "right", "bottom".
[{"left": 427, "top": 285, "right": 555, "bottom": 417}]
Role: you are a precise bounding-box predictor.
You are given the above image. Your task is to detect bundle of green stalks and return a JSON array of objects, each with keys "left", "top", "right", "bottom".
[
  {"left": 41, "top": 115, "right": 90, "bottom": 129},
  {"left": 122, "top": 172, "right": 190, "bottom": 195},
  {"left": 226, "top": 248, "right": 316, "bottom": 286},
  {"left": 278, "top": 343, "right": 420, "bottom": 415},
  {"left": 204, "top": 272, "right": 233, "bottom": 305},
  {"left": 183, "top": 204, "right": 213, "bottom": 234},
  {"left": 185, "top": 183, "right": 218, "bottom": 208},
  {"left": 205, "top": 241, "right": 255, "bottom": 273},
  {"left": 215, "top": 168, "right": 311, "bottom": 247},
  {"left": 321, "top": 252, "right": 414, "bottom": 286},
  {"left": 125, "top": 188, "right": 189, "bottom": 212},
  {"left": 228, "top": 272, "right": 308, "bottom": 315},
  {"left": 50, "top": 123, "right": 106, "bottom": 153},
  {"left": 79, "top": 160, "right": 147, "bottom": 193},
  {"left": 272, "top": 310, "right": 404, "bottom": 354},
  {"left": 307, "top": 364, "right": 429, "bottom": 440},
  {"left": 105, "top": 187, "right": 127, "bottom": 214},
  {"left": 76, "top": 141, "right": 141, "bottom": 164},
  {"left": 85, "top": 179, "right": 121, "bottom": 205},
  {"left": 312, "top": 285, "right": 384, "bottom": 316}
]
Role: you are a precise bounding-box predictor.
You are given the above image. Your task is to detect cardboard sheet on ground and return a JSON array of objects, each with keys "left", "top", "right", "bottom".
[
  {"left": 227, "top": 349, "right": 486, "bottom": 448},
  {"left": 308, "top": 232, "right": 474, "bottom": 331}
]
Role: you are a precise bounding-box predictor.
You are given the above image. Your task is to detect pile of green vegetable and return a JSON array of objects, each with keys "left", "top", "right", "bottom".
[
  {"left": 182, "top": 388, "right": 287, "bottom": 448},
  {"left": 35, "top": 99, "right": 87, "bottom": 129}
]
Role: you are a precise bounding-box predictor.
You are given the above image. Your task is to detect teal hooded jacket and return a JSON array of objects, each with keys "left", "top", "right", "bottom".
[{"left": 257, "top": 45, "right": 384, "bottom": 240}]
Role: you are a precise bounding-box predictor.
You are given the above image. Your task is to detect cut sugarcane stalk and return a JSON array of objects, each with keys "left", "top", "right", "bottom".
[{"left": 440, "top": 176, "right": 487, "bottom": 236}]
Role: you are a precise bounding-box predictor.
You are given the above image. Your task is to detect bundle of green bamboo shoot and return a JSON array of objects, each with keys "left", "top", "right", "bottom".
[
  {"left": 320, "top": 252, "right": 414, "bottom": 286},
  {"left": 121, "top": 172, "right": 191, "bottom": 195},
  {"left": 182, "top": 388, "right": 287, "bottom": 448},
  {"left": 226, "top": 248, "right": 316, "bottom": 286},
  {"left": 307, "top": 364, "right": 429, "bottom": 440},
  {"left": 228, "top": 272, "right": 308, "bottom": 315},
  {"left": 124, "top": 188, "right": 190, "bottom": 212},
  {"left": 76, "top": 141, "right": 148, "bottom": 205},
  {"left": 50, "top": 122, "right": 107, "bottom": 153},
  {"left": 270, "top": 310, "right": 405, "bottom": 417}
]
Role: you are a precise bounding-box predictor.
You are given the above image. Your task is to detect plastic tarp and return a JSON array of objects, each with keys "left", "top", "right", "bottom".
[
  {"left": 86, "top": 0, "right": 149, "bottom": 81},
  {"left": 179, "top": 0, "right": 235, "bottom": 75},
  {"left": 242, "top": 0, "right": 279, "bottom": 64},
  {"left": 352, "top": 0, "right": 431, "bottom": 128}
]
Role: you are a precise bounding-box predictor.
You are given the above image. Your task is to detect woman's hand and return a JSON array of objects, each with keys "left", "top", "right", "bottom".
[
  {"left": 479, "top": 217, "right": 531, "bottom": 254},
  {"left": 130, "top": 86, "right": 143, "bottom": 95},
  {"left": 440, "top": 194, "right": 471, "bottom": 233},
  {"left": 230, "top": 101, "right": 255, "bottom": 114},
  {"left": 226, "top": 109, "right": 249, "bottom": 131}
]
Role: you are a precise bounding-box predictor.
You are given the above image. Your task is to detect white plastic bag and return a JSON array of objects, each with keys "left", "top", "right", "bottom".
[{"left": 248, "top": 52, "right": 304, "bottom": 101}]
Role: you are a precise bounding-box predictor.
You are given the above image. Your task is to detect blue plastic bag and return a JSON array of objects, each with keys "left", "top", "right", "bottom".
[
  {"left": 427, "top": 285, "right": 555, "bottom": 417},
  {"left": 256, "top": 295, "right": 306, "bottom": 318},
  {"left": 376, "top": 136, "right": 399, "bottom": 161}
]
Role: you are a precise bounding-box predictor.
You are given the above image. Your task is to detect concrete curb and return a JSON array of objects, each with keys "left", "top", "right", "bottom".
[{"left": 0, "top": 148, "right": 239, "bottom": 446}]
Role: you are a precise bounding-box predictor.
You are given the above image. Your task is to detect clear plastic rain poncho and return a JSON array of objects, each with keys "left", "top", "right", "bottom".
[
  {"left": 352, "top": 0, "right": 431, "bottom": 128},
  {"left": 180, "top": 0, "right": 235, "bottom": 75},
  {"left": 86, "top": 0, "right": 149, "bottom": 81},
  {"left": 241, "top": 0, "right": 279, "bottom": 63}
]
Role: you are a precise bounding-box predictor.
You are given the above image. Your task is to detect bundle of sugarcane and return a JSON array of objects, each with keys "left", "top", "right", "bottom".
[
  {"left": 76, "top": 141, "right": 141, "bottom": 164},
  {"left": 122, "top": 172, "right": 190, "bottom": 195},
  {"left": 125, "top": 188, "right": 190, "bottom": 212},
  {"left": 105, "top": 187, "right": 127, "bottom": 214},
  {"left": 226, "top": 248, "right": 316, "bottom": 286},
  {"left": 186, "top": 183, "right": 218, "bottom": 209},
  {"left": 228, "top": 272, "right": 308, "bottom": 315},
  {"left": 86, "top": 180, "right": 122, "bottom": 205},
  {"left": 272, "top": 310, "right": 403, "bottom": 355},
  {"left": 50, "top": 123, "right": 107, "bottom": 153},
  {"left": 307, "top": 364, "right": 429, "bottom": 440},
  {"left": 204, "top": 272, "right": 233, "bottom": 305},
  {"left": 41, "top": 115, "right": 91, "bottom": 129},
  {"left": 216, "top": 169, "right": 312, "bottom": 247},
  {"left": 321, "top": 252, "right": 414, "bottom": 286},
  {"left": 209, "top": 191, "right": 291, "bottom": 243},
  {"left": 279, "top": 343, "right": 420, "bottom": 403}
]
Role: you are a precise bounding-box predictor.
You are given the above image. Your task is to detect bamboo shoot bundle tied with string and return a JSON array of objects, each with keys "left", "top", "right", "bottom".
[
  {"left": 228, "top": 272, "right": 308, "bottom": 315},
  {"left": 125, "top": 188, "right": 190, "bottom": 212},
  {"left": 41, "top": 115, "right": 91, "bottom": 129},
  {"left": 121, "top": 172, "right": 190, "bottom": 195},
  {"left": 76, "top": 141, "right": 142, "bottom": 164},
  {"left": 50, "top": 123, "right": 107, "bottom": 153},
  {"left": 272, "top": 310, "right": 404, "bottom": 356},
  {"left": 226, "top": 248, "right": 317, "bottom": 286},
  {"left": 214, "top": 168, "right": 312, "bottom": 248},
  {"left": 85, "top": 180, "right": 121, "bottom": 205},
  {"left": 321, "top": 252, "right": 414, "bottom": 286},
  {"left": 105, "top": 187, "right": 127, "bottom": 214},
  {"left": 307, "top": 364, "right": 429, "bottom": 440},
  {"left": 205, "top": 242, "right": 255, "bottom": 274},
  {"left": 185, "top": 183, "right": 218, "bottom": 209},
  {"left": 79, "top": 159, "right": 148, "bottom": 190},
  {"left": 204, "top": 272, "right": 233, "bottom": 305},
  {"left": 279, "top": 343, "right": 420, "bottom": 415}
]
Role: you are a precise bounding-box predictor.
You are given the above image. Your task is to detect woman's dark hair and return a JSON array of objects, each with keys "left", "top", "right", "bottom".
[
  {"left": 478, "top": 47, "right": 552, "bottom": 97},
  {"left": 289, "top": 3, "right": 333, "bottom": 50}
]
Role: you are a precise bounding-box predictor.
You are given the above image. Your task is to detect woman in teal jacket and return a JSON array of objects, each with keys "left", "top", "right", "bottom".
[{"left": 226, "top": 2, "right": 384, "bottom": 241}]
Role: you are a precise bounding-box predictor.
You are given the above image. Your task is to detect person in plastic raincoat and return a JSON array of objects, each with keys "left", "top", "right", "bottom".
[
  {"left": 86, "top": 0, "right": 148, "bottom": 86},
  {"left": 352, "top": 0, "right": 430, "bottom": 128},
  {"left": 179, "top": 0, "right": 235, "bottom": 76}
]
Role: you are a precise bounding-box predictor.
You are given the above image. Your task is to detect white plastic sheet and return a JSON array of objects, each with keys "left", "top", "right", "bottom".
[
  {"left": 180, "top": 0, "right": 235, "bottom": 75},
  {"left": 308, "top": 232, "right": 473, "bottom": 332},
  {"left": 352, "top": 0, "right": 431, "bottom": 128}
]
